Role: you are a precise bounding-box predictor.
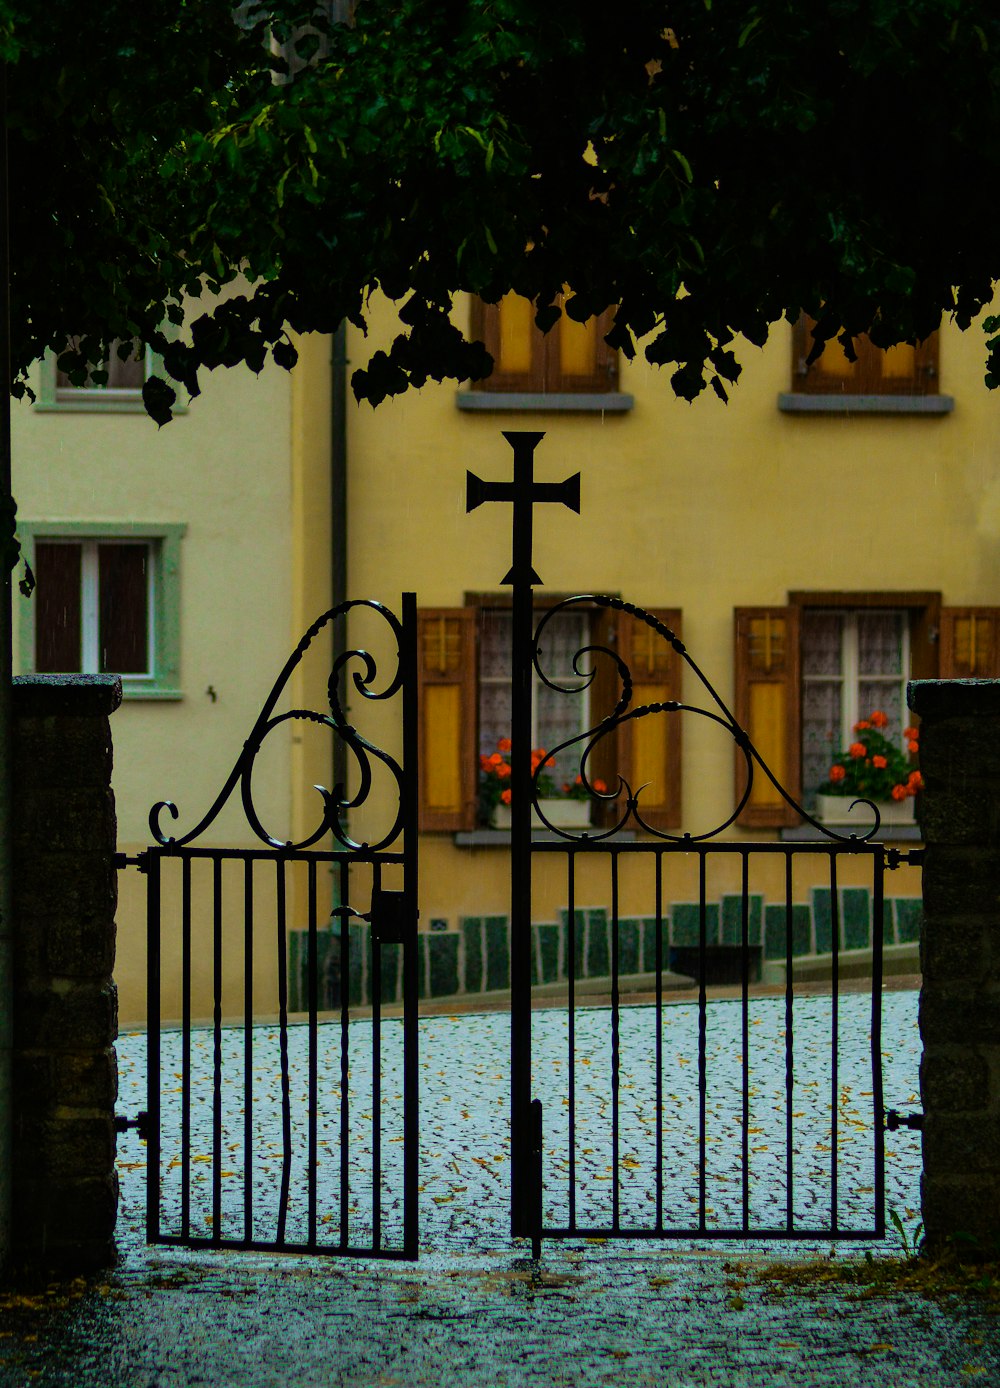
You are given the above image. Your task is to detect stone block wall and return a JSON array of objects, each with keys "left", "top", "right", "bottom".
[
  {"left": 10, "top": 675, "right": 121, "bottom": 1275},
  {"left": 909, "top": 678, "right": 1000, "bottom": 1254},
  {"left": 288, "top": 888, "right": 923, "bottom": 1012}
]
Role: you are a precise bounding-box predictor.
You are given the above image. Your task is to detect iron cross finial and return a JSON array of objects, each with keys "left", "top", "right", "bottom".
[{"left": 466, "top": 431, "right": 580, "bottom": 587}]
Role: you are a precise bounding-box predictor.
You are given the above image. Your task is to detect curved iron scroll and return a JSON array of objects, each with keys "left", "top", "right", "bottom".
[
  {"left": 149, "top": 600, "right": 408, "bottom": 851},
  {"left": 531, "top": 596, "right": 884, "bottom": 844}
]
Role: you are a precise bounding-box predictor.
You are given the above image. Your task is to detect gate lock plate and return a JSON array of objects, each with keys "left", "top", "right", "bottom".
[{"left": 370, "top": 889, "right": 412, "bottom": 945}]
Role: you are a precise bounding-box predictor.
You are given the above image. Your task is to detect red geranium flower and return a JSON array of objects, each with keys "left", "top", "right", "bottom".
[
  {"left": 907, "top": 739, "right": 919, "bottom": 754},
  {"left": 498, "top": 737, "right": 512, "bottom": 753},
  {"left": 849, "top": 742, "right": 867, "bottom": 759},
  {"left": 854, "top": 720, "right": 871, "bottom": 732},
  {"left": 904, "top": 726, "right": 919, "bottom": 741},
  {"left": 869, "top": 710, "right": 889, "bottom": 729},
  {"left": 829, "top": 764, "right": 846, "bottom": 782},
  {"left": 891, "top": 784, "right": 908, "bottom": 801},
  {"left": 872, "top": 755, "right": 887, "bottom": 769}
]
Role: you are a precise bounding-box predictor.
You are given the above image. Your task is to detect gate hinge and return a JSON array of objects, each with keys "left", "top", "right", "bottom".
[
  {"left": 115, "top": 1110, "right": 151, "bottom": 1139},
  {"left": 884, "top": 1108, "right": 924, "bottom": 1132},
  {"left": 886, "top": 847, "right": 925, "bottom": 870},
  {"left": 113, "top": 851, "right": 149, "bottom": 873}
]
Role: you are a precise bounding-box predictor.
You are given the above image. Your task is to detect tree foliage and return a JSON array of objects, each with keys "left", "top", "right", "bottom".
[{"left": 7, "top": 0, "right": 1000, "bottom": 420}]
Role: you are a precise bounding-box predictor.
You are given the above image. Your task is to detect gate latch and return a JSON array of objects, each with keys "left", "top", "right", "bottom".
[
  {"left": 370, "top": 889, "right": 412, "bottom": 945},
  {"left": 884, "top": 1108, "right": 924, "bottom": 1132},
  {"left": 115, "top": 1111, "right": 151, "bottom": 1140}
]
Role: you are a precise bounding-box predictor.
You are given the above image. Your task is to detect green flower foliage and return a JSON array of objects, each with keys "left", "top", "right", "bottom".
[{"left": 6, "top": 0, "right": 1000, "bottom": 420}]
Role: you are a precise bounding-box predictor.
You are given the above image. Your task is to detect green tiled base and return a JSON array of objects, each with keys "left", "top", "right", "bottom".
[{"left": 288, "top": 891, "right": 924, "bottom": 1009}]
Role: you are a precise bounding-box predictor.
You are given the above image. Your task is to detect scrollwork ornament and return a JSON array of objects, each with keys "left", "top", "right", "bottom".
[
  {"left": 149, "top": 600, "right": 409, "bottom": 852},
  {"left": 530, "top": 596, "right": 881, "bottom": 844}
]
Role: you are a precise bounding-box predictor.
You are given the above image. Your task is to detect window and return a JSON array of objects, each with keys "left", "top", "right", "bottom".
[
  {"left": 778, "top": 318, "right": 953, "bottom": 415},
  {"left": 800, "top": 610, "right": 910, "bottom": 809},
  {"left": 458, "top": 295, "right": 633, "bottom": 412},
  {"left": 17, "top": 523, "right": 185, "bottom": 699},
  {"left": 734, "top": 593, "right": 942, "bottom": 827},
  {"left": 477, "top": 607, "right": 591, "bottom": 758},
  {"left": 417, "top": 599, "right": 682, "bottom": 831},
  {"left": 34, "top": 338, "right": 181, "bottom": 414}
]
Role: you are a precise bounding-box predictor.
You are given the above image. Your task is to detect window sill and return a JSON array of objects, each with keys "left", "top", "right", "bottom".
[
  {"left": 120, "top": 685, "right": 183, "bottom": 701},
  {"left": 455, "top": 828, "right": 637, "bottom": 846},
  {"left": 456, "top": 391, "right": 634, "bottom": 414},
  {"left": 777, "top": 392, "right": 954, "bottom": 415},
  {"left": 779, "top": 823, "right": 922, "bottom": 843},
  {"left": 33, "top": 399, "right": 188, "bottom": 415}
]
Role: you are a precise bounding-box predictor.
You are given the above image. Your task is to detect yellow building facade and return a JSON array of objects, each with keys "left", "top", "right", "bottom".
[{"left": 15, "top": 300, "right": 995, "bottom": 1020}]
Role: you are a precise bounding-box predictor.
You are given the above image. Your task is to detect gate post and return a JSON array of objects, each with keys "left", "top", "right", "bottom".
[
  {"left": 908, "top": 678, "right": 1000, "bottom": 1256},
  {"left": 9, "top": 673, "right": 121, "bottom": 1275}
]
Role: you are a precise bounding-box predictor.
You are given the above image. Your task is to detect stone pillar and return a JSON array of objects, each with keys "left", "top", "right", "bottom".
[
  {"left": 909, "top": 677, "right": 1000, "bottom": 1255},
  {"left": 10, "top": 674, "right": 122, "bottom": 1275}
]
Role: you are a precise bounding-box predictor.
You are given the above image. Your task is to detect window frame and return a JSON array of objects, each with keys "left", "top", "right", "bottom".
[
  {"left": 17, "top": 521, "right": 186, "bottom": 699},
  {"left": 459, "top": 296, "right": 634, "bottom": 413},
  {"left": 790, "top": 317, "right": 941, "bottom": 397},
  {"left": 734, "top": 591, "right": 940, "bottom": 828},
  {"left": 33, "top": 343, "right": 187, "bottom": 415},
  {"left": 418, "top": 594, "right": 683, "bottom": 834}
]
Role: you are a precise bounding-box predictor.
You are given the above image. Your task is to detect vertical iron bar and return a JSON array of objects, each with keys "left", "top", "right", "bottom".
[
  {"left": 371, "top": 859, "right": 383, "bottom": 1252},
  {"left": 567, "top": 852, "right": 576, "bottom": 1232},
  {"left": 697, "top": 849, "right": 708, "bottom": 1232},
  {"left": 401, "top": 591, "right": 420, "bottom": 1259},
  {"left": 276, "top": 859, "right": 292, "bottom": 1245},
  {"left": 654, "top": 851, "right": 664, "bottom": 1232},
  {"left": 531, "top": 1098, "right": 543, "bottom": 1260},
  {"left": 784, "top": 851, "right": 795, "bottom": 1232},
  {"left": 339, "top": 861, "right": 351, "bottom": 1249},
  {"left": 871, "top": 849, "right": 886, "bottom": 1238},
  {"left": 180, "top": 855, "right": 192, "bottom": 1241},
  {"left": 741, "top": 850, "right": 750, "bottom": 1232},
  {"left": 611, "top": 852, "right": 620, "bottom": 1233},
  {"left": 243, "top": 858, "right": 254, "bottom": 1244},
  {"left": 307, "top": 858, "right": 318, "bottom": 1248},
  {"left": 830, "top": 853, "right": 840, "bottom": 1232},
  {"left": 0, "top": 58, "right": 14, "bottom": 1270},
  {"left": 509, "top": 570, "right": 534, "bottom": 1238},
  {"left": 146, "top": 853, "right": 162, "bottom": 1243},
  {"left": 212, "top": 856, "right": 223, "bottom": 1243}
]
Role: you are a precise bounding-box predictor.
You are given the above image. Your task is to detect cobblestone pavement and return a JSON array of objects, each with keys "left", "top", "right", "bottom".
[{"left": 3, "top": 990, "right": 1000, "bottom": 1387}]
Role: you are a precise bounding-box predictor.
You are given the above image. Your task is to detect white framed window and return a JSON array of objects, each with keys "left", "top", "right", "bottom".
[
  {"left": 801, "top": 609, "right": 910, "bottom": 803},
  {"left": 17, "top": 522, "right": 185, "bottom": 699},
  {"left": 33, "top": 339, "right": 185, "bottom": 415},
  {"left": 478, "top": 607, "right": 591, "bottom": 760}
]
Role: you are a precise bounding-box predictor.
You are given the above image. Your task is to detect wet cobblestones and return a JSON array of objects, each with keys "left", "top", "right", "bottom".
[{"left": 3, "top": 990, "right": 1000, "bottom": 1387}]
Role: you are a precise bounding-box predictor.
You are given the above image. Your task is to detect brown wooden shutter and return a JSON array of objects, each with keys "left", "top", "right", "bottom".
[
  {"left": 792, "top": 316, "right": 940, "bottom": 396},
  {"left": 940, "top": 608, "right": 1000, "bottom": 678},
  {"left": 733, "top": 607, "right": 801, "bottom": 828},
  {"left": 417, "top": 608, "right": 477, "bottom": 831},
  {"left": 613, "top": 607, "right": 683, "bottom": 829},
  {"left": 471, "top": 296, "right": 618, "bottom": 393}
]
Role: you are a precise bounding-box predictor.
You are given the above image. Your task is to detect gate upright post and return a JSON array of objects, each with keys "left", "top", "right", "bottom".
[{"left": 466, "top": 433, "right": 580, "bottom": 1240}]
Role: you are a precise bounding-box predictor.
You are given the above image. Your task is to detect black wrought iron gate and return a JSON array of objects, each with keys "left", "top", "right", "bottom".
[
  {"left": 127, "top": 597, "right": 419, "bottom": 1259},
  {"left": 119, "top": 433, "right": 914, "bottom": 1264}
]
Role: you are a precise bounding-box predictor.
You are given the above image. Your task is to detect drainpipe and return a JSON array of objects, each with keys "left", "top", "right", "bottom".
[
  {"left": 0, "top": 59, "right": 14, "bottom": 1271},
  {"left": 330, "top": 322, "right": 347, "bottom": 908}
]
